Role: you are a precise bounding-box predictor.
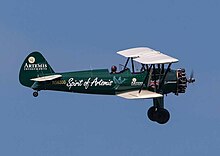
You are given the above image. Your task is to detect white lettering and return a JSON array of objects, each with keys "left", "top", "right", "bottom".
[
  {"left": 66, "top": 77, "right": 113, "bottom": 90},
  {"left": 24, "top": 63, "right": 48, "bottom": 71},
  {"left": 131, "top": 78, "right": 143, "bottom": 86}
]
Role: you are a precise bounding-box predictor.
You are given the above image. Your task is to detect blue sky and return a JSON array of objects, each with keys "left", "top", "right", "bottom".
[{"left": 0, "top": 0, "right": 220, "bottom": 155}]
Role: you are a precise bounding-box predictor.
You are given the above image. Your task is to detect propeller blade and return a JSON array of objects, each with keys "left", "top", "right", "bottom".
[
  {"left": 190, "top": 70, "right": 194, "bottom": 79},
  {"left": 188, "top": 70, "right": 195, "bottom": 83}
]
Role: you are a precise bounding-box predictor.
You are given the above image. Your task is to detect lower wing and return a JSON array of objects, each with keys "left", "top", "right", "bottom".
[{"left": 116, "top": 90, "right": 163, "bottom": 99}]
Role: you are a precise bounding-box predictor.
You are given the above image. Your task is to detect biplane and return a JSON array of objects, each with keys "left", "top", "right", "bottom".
[{"left": 19, "top": 47, "right": 195, "bottom": 124}]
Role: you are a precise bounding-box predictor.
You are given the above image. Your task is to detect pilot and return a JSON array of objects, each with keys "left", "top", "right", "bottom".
[{"left": 111, "top": 65, "right": 117, "bottom": 74}]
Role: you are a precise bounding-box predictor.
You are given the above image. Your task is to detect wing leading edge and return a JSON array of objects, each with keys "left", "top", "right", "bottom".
[{"left": 117, "top": 47, "right": 178, "bottom": 64}]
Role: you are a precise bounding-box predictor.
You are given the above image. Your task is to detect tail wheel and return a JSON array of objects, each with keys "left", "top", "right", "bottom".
[{"left": 33, "top": 91, "right": 38, "bottom": 97}]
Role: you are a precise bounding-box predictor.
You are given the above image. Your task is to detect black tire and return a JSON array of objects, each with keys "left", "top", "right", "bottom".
[
  {"left": 147, "top": 106, "right": 157, "bottom": 121},
  {"left": 156, "top": 108, "right": 170, "bottom": 124},
  {"left": 33, "top": 91, "right": 38, "bottom": 97}
]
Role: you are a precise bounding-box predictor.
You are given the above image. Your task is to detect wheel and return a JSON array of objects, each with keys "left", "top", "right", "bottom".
[
  {"left": 147, "top": 106, "right": 157, "bottom": 121},
  {"left": 33, "top": 91, "right": 38, "bottom": 97},
  {"left": 155, "top": 108, "right": 170, "bottom": 124}
]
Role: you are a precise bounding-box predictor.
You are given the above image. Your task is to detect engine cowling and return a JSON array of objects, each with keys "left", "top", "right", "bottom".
[{"left": 176, "top": 68, "right": 187, "bottom": 94}]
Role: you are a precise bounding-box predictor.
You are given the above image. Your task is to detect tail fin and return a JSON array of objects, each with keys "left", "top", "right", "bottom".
[{"left": 19, "top": 51, "right": 55, "bottom": 88}]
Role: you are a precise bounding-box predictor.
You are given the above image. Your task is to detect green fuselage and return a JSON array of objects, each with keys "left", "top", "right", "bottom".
[
  {"left": 19, "top": 51, "right": 191, "bottom": 124},
  {"left": 36, "top": 68, "right": 178, "bottom": 95}
]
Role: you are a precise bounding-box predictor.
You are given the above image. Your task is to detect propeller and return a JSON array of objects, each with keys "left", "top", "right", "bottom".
[{"left": 187, "top": 70, "right": 195, "bottom": 83}]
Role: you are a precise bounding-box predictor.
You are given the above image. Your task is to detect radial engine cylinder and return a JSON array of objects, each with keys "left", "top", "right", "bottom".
[{"left": 176, "top": 68, "right": 187, "bottom": 95}]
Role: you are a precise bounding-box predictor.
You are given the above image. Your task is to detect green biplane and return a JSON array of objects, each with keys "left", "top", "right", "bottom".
[{"left": 19, "top": 47, "right": 195, "bottom": 124}]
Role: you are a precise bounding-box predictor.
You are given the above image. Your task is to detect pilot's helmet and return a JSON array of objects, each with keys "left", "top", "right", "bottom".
[{"left": 111, "top": 65, "right": 117, "bottom": 73}]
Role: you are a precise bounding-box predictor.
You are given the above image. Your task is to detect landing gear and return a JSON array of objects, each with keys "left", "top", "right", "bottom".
[
  {"left": 147, "top": 106, "right": 157, "bottom": 121},
  {"left": 156, "top": 108, "right": 170, "bottom": 124},
  {"left": 147, "top": 106, "right": 170, "bottom": 124},
  {"left": 33, "top": 91, "right": 38, "bottom": 97}
]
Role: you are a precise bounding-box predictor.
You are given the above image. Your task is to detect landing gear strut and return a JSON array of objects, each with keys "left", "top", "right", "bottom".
[
  {"left": 33, "top": 91, "right": 38, "bottom": 97},
  {"left": 147, "top": 106, "right": 170, "bottom": 124}
]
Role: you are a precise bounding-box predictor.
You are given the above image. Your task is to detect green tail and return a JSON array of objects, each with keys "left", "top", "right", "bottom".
[{"left": 19, "top": 51, "right": 55, "bottom": 88}]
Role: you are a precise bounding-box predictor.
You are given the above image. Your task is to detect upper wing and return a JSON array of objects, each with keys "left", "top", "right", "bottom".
[
  {"left": 30, "top": 74, "right": 62, "bottom": 82},
  {"left": 116, "top": 90, "right": 163, "bottom": 99},
  {"left": 117, "top": 47, "right": 178, "bottom": 64}
]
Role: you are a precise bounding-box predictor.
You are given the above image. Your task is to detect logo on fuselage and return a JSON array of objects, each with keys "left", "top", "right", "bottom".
[{"left": 131, "top": 78, "right": 143, "bottom": 86}]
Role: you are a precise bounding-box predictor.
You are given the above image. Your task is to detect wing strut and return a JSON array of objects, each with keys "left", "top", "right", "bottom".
[
  {"left": 139, "top": 63, "right": 172, "bottom": 94},
  {"left": 153, "top": 64, "right": 157, "bottom": 92},
  {"left": 123, "top": 58, "right": 130, "bottom": 70},
  {"left": 140, "top": 64, "right": 146, "bottom": 71},
  {"left": 131, "top": 58, "right": 135, "bottom": 73},
  {"left": 139, "top": 65, "right": 153, "bottom": 93},
  {"left": 158, "top": 63, "right": 172, "bottom": 91}
]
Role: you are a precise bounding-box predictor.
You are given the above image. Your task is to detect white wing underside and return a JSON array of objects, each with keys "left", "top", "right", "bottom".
[
  {"left": 117, "top": 47, "right": 178, "bottom": 64},
  {"left": 30, "top": 74, "right": 62, "bottom": 82},
  {"left": 117, "top": 90, "right": 163, "bottom": 99}
]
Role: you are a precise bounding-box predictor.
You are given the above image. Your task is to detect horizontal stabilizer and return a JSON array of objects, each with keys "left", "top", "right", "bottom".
[
  {"left": 30, "top": 74, "right": 62, "bottom": 82},
  {"left": 117, "top": 90, "right": 163, "bottom": 99},
  {"left": 117, "top": 47, "right": 178, "bottom": 64}
]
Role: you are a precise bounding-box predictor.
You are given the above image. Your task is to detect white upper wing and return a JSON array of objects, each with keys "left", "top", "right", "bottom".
[
  {"left": 117, "top": 90, "right": 163, "bottom": 99},
  {"left": 117, "top": 47, "right": 178, "bottom": 64},
  {"left": 30, "top": 74, "right": 62, "bottom": 82}
]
